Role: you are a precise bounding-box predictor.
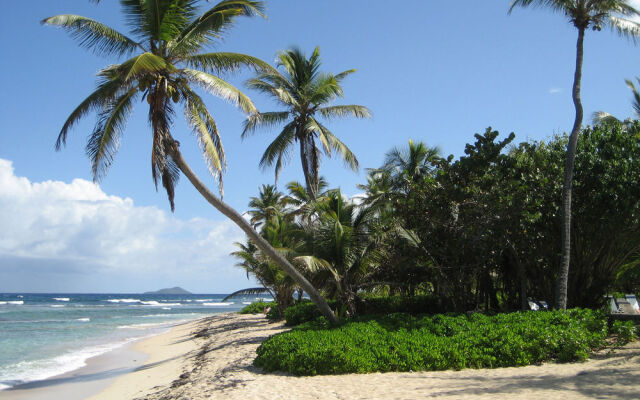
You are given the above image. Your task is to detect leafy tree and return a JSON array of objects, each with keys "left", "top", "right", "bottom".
[
  {"left": 242, "top": 47, "right": 371, "bottom": 198},
  {"left": 44, "top": 0, "right": 338, "bottom": 324},
  {"left": 509, "top": 0, "right": 640, "bottom": 309}
]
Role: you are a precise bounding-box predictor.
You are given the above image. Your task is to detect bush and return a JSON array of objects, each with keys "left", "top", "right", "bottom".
[
  {"left": 610, "top": 320, "right": 637, "bottom": 346},
  {"left": 284, "top": 300, "right": 338, "bottom": 326},
  {"left": 239, "top": 301, "right": 277, "bottom": 315},
  {"left": 254, "top": 309, "right": 609, "bottom": 376}
]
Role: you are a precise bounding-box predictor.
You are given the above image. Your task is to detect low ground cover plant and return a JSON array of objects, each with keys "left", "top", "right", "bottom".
[{"left": 254, "top": 309, "right": 620, "bottom": 375}]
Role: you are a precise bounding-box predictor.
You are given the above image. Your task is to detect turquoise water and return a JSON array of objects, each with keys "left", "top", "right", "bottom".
[{"left": 0, "top": 293, "right": 264, "bottom": 390}]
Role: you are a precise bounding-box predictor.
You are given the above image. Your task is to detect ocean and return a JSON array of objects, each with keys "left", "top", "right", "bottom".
[{"left": 0, "top": 292, "right": 265, "bottom": 391}]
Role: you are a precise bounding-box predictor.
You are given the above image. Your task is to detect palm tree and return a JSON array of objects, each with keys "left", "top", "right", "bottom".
[
  {"left": 381, "top": 139, "right": 441, "bottom": 192},
  {"left": 231, "top": 232, "right": 298, "bottom": 317},
  {"left": 509, "top": 0, "right": 640, "bottom": 310},
  {"left": 44, "top": 0, "right": 338, "bottom": 324},
  {"left": 296, "top": 190, "right": 379, "bottom": 316},
  {"left": 248, "top": 184, "right": 286, "bottom": 231},
  {"left": 242, "top": 46, "right": 372, "bottom": 199}
]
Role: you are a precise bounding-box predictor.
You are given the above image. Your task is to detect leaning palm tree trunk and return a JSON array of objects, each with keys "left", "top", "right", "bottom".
[
  {"left": 168, "top": 140, "right": 338, "bottom": 324},
  {"left": 557, "top": 27, "right": 585, "bottom": 311}
]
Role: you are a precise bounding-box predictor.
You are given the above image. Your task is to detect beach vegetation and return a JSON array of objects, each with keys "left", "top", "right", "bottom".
[
  {"left": 254, "top": 309, "right": 613, "bottom": 375},
  {"left": 234, "top": 121, "right": 640, "bottom": 320}
]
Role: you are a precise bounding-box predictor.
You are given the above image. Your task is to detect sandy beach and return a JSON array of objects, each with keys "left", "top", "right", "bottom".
[{"left": 72, "top": 312, "right": 638, "bottom": 400}]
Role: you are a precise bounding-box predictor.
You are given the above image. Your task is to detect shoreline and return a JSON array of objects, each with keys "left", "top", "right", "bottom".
[
  {"left": 0, "top": 317, "right": 208, "bottom": 400},
  {"left": 4, "top": 313, "right": 640, "bottom": 399}
]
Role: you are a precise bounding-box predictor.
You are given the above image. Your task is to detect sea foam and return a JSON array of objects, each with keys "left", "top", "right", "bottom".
[
  {"left": 53, "top": 298, "right": 70, "bottom": 302},
  {"left": 0, "top": 339, "right": 135, "bottom": 391},
  {"left": 141, "top": 301, "right": 181, "bottom": 306},
  {"left": 106, "top": 299, "right": 140, "bottom": 303}
]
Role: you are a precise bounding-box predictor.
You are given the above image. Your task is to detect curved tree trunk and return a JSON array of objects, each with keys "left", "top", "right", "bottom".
[
  {"left": 556, "top": 27, "right": 585, "bottom": 311},
  {"left": 167, "top": 140, "right": 339, "bottom": 324}
]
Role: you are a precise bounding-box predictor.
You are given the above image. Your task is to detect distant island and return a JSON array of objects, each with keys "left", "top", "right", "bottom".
[{"left": 144, "top": 287, "right": 192, "bottom": 295}]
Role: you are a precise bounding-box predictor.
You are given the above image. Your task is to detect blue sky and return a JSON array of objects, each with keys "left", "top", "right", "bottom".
[{"left": 1, "top": 0, "right": 640, "bottom": 293}]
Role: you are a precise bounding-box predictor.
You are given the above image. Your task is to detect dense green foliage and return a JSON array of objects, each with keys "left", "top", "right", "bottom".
[
  {"left": 610, "top": 320, "right": 638, "bottom": 345},
  {"left": 238, "top": 301, "right": 277, "bottom": 314},
  {"left": 255, "top": 309, "right": 613, "bottom": 375},
  {"left": 234, "top": 122, "right": 640, "bottom": 318}
]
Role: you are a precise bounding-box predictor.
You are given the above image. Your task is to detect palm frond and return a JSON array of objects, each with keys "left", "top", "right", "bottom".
[
  {"left": 120, "top": 52, "right": 171, "bottom": 81},
  {"left": 508, "top": 0, "right": 566, "bottom": 15},
  {"left": 56, "top": 75, "right": 128, "bottom": 149},
  {"left": 259, "top": 122, "right": 297, "bottom": 178},
  {"left": 246, "top": 77, "right": 298, "bottom": 107},
  {"left": 605, "top": 15, "right": 640, "bottom": 42},
  {"left": 119, "top": 0, "right": 146, "bottom": 37},
  {"left": 41, "top": 14, "right": 142, "bottom": 57},
  {"left": 334, "top": 69, "right": 356, "bottom": 82},
  {"left": 242, "top": 111, "right": 290, "bottom": 138},
  {"left": 293, "top": 255, "right": 337, "bottom": 277},
  {"left": 318, "top": 105, "right": 372, "bottom": 120},
  {"left": 222, "top": 287, "right": 272, "bottom": 301},
  {"left": 86, "top": 86, "right": 139, "bottom": 181},
  {"left": 311, "top": 119, "right": 359, "bottom": 171},
  {"left": 309, "top": 73, "right": 343, "bottom": 104},
  {"left": 173, "top": 0, "right": 265, "bottom": 54},
  {"left": 184, "top": 52, "right": 275, "bottom": 73},
  {"left": 592, "top": 111, "right": 621, "bottom": 125},
  {"left": 183, "top": 87, "right": 226, "bottom": 193},
  {"left": 184, "top": 69, "right": 256, "bottom": 114},
  {"left": 626, "top": 78, "right": 640, "bottom": 117}
]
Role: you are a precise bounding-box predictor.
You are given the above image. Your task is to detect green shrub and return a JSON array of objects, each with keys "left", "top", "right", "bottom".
[
  {"left": 284, "top": 300, "right": 338, "bottom": 326},
  {"left": 239, "top": 301, "right": 277, "bottom": 315},
  {"left": 610, "top": 320, "right": 637, "bottom": 346},
  {"left": 254, "top": 309, "right": 610, "bottom": 375}
]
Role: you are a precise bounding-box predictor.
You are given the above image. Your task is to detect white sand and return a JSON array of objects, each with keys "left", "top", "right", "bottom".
[
  {"left": 95, "top": 313, "right": 640, "bottom": 400},
  {"left": 88, "top": 319, "right": 202, "bottom": 400}
]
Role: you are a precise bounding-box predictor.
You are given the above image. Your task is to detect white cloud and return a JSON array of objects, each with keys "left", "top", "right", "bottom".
[
  {"left": 548, "top": 87, "right": 562, "bottom": 94},
  {"left": 0, "top": 159, "right": 247, "bottom": 293}
]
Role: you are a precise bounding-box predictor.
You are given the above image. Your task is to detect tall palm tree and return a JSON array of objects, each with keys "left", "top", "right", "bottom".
[
  {"left": 44, "top": 0, "right": 338, "bottom": 324},
  {"left": 509, "top": 0, "right": 640, "bottom": 310},
  {"left": 242, "top": 46, "right": 372, "bottom": 199}
]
